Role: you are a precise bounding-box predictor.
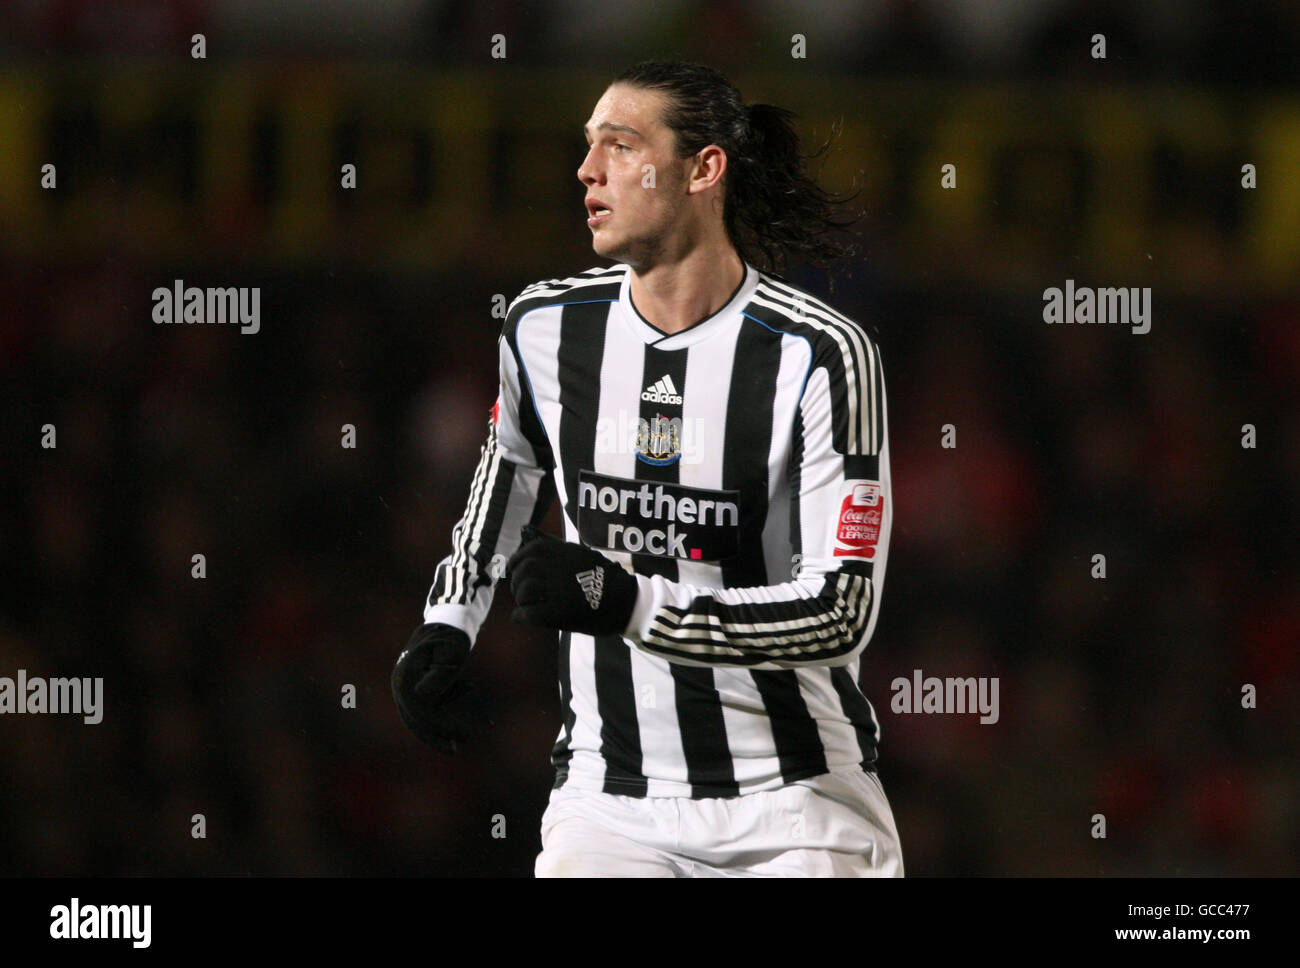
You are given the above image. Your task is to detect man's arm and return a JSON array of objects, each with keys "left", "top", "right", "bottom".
[
  {"left": 394, "top": 292, "right": 555, "bottom": 753},
  {"left": 422, "top": 321, "right": 554, "bottom": 642},
  {"left": 623, "top": 340, "right": 891, "bottom": 671}
]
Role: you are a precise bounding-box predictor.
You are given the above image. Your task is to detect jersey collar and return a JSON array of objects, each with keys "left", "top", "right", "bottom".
[{"left": 617, "top": 261, "right": 759, "bottom": 350}]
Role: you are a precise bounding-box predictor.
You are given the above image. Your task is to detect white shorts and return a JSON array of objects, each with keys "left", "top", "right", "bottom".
[{"left": 535, "top": 768, "right": 903, "bottom": 877}]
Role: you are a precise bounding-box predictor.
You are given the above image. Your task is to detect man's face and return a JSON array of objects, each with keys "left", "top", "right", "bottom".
[{"left": 578, "top": 84, "right": 689, "bottom": 267}]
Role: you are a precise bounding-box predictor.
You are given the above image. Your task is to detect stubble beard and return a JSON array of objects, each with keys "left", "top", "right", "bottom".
[
  {"left": 596, "top": 163, "right": 690, "bottom": 271},
  {"left": 599, "top": 198, "right": 687, "bottom": 273}
]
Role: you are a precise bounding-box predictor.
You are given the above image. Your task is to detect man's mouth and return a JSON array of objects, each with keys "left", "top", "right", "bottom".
[{"left": 586, "top": 199, "right": 613, "bottom": 227}]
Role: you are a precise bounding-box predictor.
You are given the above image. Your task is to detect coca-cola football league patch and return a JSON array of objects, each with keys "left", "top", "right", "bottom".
[{"left": 833, "top": 480, "right": 884, "bottom": 558}]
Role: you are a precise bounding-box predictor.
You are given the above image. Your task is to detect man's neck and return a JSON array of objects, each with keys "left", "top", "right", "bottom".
[{"left": 627, "top": 247, "right": 746, "bottom": 336}]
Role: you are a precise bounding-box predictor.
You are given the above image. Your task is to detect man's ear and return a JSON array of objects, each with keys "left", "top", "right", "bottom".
[{"left": 687, "top": 146, "right": 727, "bottom": 195}]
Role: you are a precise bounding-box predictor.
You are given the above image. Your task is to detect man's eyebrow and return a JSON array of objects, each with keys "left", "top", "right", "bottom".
[{"left": 583, "top": 121, "right": 644, "bottom": 140}]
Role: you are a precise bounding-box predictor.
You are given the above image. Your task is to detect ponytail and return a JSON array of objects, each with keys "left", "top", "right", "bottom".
[{"left": 734, "top": 103, "right": 859, "bottom": 275}]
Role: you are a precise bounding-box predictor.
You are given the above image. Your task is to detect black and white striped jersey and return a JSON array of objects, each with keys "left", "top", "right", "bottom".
[{"left": 423, "top": 260, "right": 893, "bottom": 799}]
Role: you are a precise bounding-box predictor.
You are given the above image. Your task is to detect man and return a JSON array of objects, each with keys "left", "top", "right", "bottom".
[{"left": 392, "top": 60, "right": 902, "bottom": 877}]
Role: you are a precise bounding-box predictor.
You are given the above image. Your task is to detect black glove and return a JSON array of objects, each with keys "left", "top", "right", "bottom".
[
  {"left": 507, "top": 525, "right": 638, "bottom": 636},
  {"left": 390, "top": 622, "right": 485, "bottom": 754}
]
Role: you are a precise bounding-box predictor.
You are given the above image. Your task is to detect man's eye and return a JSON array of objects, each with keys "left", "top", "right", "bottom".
[{"left": 614, "top": 143, "right": 631, "bottom": 152}]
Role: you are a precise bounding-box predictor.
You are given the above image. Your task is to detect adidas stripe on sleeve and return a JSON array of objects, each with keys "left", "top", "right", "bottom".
[{"left": 421, "top": 288, "right": 556, "bottom": 642}]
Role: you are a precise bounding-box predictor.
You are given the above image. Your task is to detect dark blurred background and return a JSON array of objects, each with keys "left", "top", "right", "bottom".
[{"left": 1, "top": 0, "right": 1297, "bottom": 876}]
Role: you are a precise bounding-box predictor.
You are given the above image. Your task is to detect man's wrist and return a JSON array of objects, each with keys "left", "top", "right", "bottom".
[{"left": 421, "top": 605, "right": 478, "bottom": 643}]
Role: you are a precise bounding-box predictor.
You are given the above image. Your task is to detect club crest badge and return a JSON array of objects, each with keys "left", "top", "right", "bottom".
[{"left": 635, "top": 414, "right": 682, "bottom": 466}]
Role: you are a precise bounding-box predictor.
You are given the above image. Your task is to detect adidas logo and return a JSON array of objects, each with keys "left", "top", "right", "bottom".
[
  {"left": 576, "top": 568, "right": 605, "bottom": 610},
  {"left": 641, "top": 375, "right": 683, "bottom": 405}
]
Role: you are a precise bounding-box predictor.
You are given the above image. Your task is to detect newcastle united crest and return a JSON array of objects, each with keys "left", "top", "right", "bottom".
[{"left": 636, "top": 414, "right": 682, "bottom": 466}]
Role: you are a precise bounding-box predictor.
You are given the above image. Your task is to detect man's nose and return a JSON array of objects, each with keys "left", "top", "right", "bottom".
[{"left": 577, "top": 145, "right": 602, "bottom": 185}]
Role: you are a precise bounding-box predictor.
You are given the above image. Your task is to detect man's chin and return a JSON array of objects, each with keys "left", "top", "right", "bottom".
[{"left": 591, "top": 235, "right": 624, "bottom": 262}]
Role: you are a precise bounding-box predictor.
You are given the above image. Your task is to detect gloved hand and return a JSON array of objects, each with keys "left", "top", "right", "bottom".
[
  {"left": 507, "top": 525, "right": 638, "bottom": 636},
  {"left": 391, "top": 622, "right": 485, "bottom": 754}
]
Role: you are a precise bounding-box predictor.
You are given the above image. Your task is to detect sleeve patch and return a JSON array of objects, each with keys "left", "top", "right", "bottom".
[{"left": 833, "top": 480, "right": 883, "bottom": 559}]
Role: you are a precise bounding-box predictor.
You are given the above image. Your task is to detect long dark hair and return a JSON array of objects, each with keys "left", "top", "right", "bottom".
[{"left": 612, "top": 59, "right": 862, "bottom": 277}]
